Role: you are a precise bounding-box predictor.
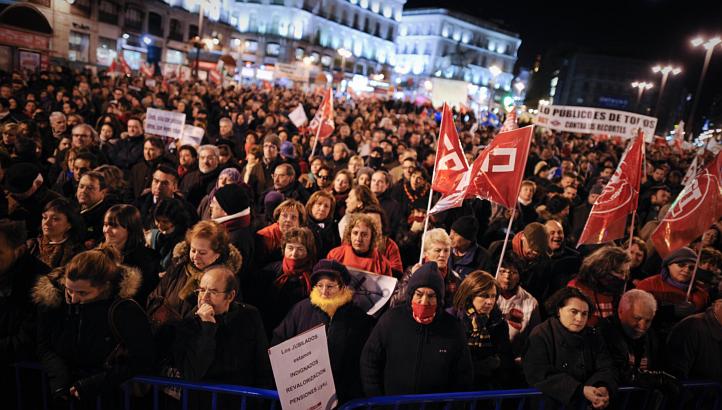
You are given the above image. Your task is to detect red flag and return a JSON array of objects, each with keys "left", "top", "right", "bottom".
[
  {"left": 141, "top": 62, "right": 155, "bottom": 77},
  {"left": 431, "top": 126, "right": 534, "bottom": 214},
  {"left": 431, "top": 103, "right": 469, "bottom": 195},
  {"left": 500, "top": 109, "right": 518, "bottom": 132},
  {"left": 577, "top": 132, "right": 645, "bottom": 246},
  {"left": 118, "top": 55, "right": 132, "bottom": 75},
  {"left": 308, "top": 89, "right": 334, "bottom": 141},
  {"left": 109, "top": 58, "right": 118, "bottom": 74},
  {"left": 651, "top": 152, "right": 722, "bottom": 258}
]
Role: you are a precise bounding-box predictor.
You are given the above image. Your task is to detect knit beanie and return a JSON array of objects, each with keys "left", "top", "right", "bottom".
[
  {"left": 214, "top": 184, "right": 250, "bottom": 215},
  {"left": 662, "top": 247, "right": 697, "bottom": 267},
  {"left": 523, "top": 222, "right": 549, "bottom": 255},
  {"left": 406, "top": 261, "right": 445, "bottom": 306},
  {"left": 450, "top": 216, "right": 479, "bottom": 242},
  {"left": 280, "top": 141, "right": 296, "bottom": 159}
]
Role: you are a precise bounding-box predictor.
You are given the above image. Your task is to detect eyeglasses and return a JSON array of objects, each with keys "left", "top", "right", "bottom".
[
  {"left": 318, "top": 175, "right": 330, "bottom": 180},
  {"left": 193, "top": 288, "right": 228, "bottom": 297},
  {"left": 674, "top": 262, "right": 695, "bottom": 270},
  {"left": 315, "top": 284, "right": 339, "bottom": 292}
]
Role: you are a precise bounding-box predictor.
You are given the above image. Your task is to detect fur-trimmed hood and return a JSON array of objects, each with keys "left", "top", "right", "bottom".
[
  {"left": 170, "top": 241, "right": 243, "bottom": 274},
  {"left": 32, "top": 264, "right": 143, "bottom": 308}
]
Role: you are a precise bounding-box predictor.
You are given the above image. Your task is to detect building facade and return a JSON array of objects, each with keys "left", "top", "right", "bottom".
[{"left": 395, "top": 8, "right": 520, "bottom": 106}]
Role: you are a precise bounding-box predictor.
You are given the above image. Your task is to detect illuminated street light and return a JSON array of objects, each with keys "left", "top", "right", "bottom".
[
  {"left": 142, "top": 36, "right": 152, "bottom": 45},
  {"left": 337, "top": 48, "right": 352, "bottom": 76},
  {"left": 651, "top": 64, "right": 682, "bottom": 117},
  {"left": 688, "top": 36, "right": 722, "bottom": 137},
  {"left": 487, "top": 65, "right": 502, "bottom": 111},
  {"left": 631, "top": 81, "right": 654, "bottom": 113}
]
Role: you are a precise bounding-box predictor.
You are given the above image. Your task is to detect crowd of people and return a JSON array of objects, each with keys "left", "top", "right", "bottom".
[{"left": 0, "top": 64, "right": 721, "bottom": 410}]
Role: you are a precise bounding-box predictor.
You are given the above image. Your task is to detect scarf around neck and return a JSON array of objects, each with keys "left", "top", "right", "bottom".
[
  {"left": 309, "top": 286, "right": 354, "bottom": 318},
  {"left": 276, "top": 258, "right": 313, "bottom": 293}
]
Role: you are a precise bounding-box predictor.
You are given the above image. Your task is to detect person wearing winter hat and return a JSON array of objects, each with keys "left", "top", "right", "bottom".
[
  {"left": 636, "top": 247, "right": 709, "bottom": 332},
  {"left": 6, "top": 162, "right": 62, "bottom": 238},
  {"left": 279, "top": 140, "right": 296, "bottom": 160},
  {"left": 211, "top": 183, "right": 254, "bottom": 278},
  {"left": 273, "top": 259, "right": 372, "bottom": 403},
  {"left": 449, "top": 215, "right": 494, "bottom": 278},
  {"left": 360, "top": 261, "right": 473, "bottom": 396}
]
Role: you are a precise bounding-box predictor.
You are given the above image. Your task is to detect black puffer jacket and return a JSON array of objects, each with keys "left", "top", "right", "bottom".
[
  {"left": 523, "top": 317, "right": 617, "bottom": 407},
  {"left": 33, "top": 266, "right": 154, "bottom": 401},
  {"left": 360, "top": 263, "right": 473, "bottom": 396}
]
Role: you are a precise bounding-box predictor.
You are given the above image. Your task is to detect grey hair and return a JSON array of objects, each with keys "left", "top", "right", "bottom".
[
  {"left": 619, "top": 289, "right": 657, "bottom": 314},
  {"left": 219, "top": 117, "right": 233, "bottom": 126},
  {"left": 198, "top": 144, "right": 220, "bottom": 157},
  {"left": 49, "top": 111, "right": 66, "bottom": 122},
  {"left": 72, "top": 123, "right": 99, "bottom": 144},
  {"left": 423, "top": 228, "right": 451, "bottom": 254}
]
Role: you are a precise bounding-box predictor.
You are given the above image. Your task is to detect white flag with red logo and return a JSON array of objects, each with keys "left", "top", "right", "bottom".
[
  {"left": 430, "top": 126, "right": 534, "bottom": 214},
  {"left": 431, "top": 103, "right": 469, "bottom": 196},
  {"left": 651, "top": 152, "right": 722, "bottom": 258},
  {"left": 577, "top": 131, "right": 645, "bottom": 246},
  {"left": 500, "top": 109, "right": 518, "bottom": 132},
  {"left": 308, "top": 89, "right": 334, "bottom": 141}
]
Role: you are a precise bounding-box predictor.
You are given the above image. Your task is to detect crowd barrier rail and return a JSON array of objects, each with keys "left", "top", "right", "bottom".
[{"left": 13, "top": 362, "right": 722, "bottom": 410}]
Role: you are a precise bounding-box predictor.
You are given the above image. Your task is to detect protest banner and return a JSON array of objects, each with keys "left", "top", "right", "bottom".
[
  {"left": 145, "top": 108, "right": 186, "bottom": 139},
  {"left": 535, "top": 105, "right": 657, "bottom": 141},
  {"left": 276, "top": 63, "right": 311, "bottom": 82},
  {"left": 289, "top": 105, "right": 309, "bottom": 128},
  {"left": 346, "top": 268, "right": 397, "bottom": 316},
  {"left": 179, "top": 124, "right": 204, "bottom": 146},
  {"left": 269, "top": 325, "right": 337, "bottom": 410}
]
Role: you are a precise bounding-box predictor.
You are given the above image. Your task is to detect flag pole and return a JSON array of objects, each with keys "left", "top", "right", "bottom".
[
  {"left": 686, "top": 246, "right": 703, "bottom": 302},
  {"left": 308, "top": 120, "right": 322, "bottom": 163},
  {"left": 627, "top": 211, "right": 637, "bottom": 250},
  {"left": 494, "top": 206, "right": 516, "bottom": 278},
  {"left": 418, "top": 184, "right": 435, "bottom": 265}
]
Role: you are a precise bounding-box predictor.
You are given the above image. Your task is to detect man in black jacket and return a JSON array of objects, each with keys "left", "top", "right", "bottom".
[
  {"left": 360, "top": 262, "right": 473, "bottom": 396},
  {"left": 370, "top": 170, "right": 402, "bottom": 236},
  {"left": 666, "top": 299, "right": 722, "bottom": 382}
]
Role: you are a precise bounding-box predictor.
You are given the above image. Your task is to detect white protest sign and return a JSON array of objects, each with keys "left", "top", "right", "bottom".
[
  {"left": 276, "top": 63, "right": 311, "bottom": 82},
  {"left": 145, "top": 108, "right": 186, "bottom": 139},
  {"left": 535, "top": 105, "right": 657, "bottom": 141},
  {"left": 179, "top": 124, "right": 204, "bottom": 146},
  {"left": 289, "top": 105, "right": 308, "bottom": 128},
  {"left": 268, "top": 325, "right": 337, "bottom": 410},
  {"left": 347, "top": 268, "right": 398, "bottom": 316}
]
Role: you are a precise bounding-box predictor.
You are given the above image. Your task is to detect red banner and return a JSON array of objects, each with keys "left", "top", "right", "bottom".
[
  {"left": 431, "top": 103, "right": 469, "bottom": 195},
  {"left": 651, "top": 152, "right": 722, "bottom": 257},
  {"left": 309, "top": 89, "right": 334, "bottom": 141},
  {"left": 577, "top": 131, "right": 645, "bottom": 246}
]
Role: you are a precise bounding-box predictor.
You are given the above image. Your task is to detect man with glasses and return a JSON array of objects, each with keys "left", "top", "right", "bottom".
[
  {"left": 180, "top": 145, "right": 222, "bottom": 207},
  {"left": 259, "top": 163, "right": 309, "bottom": 209},
  {"left": 69, "top": 124, "right": 109, "bottom": 165},
  {"left": 169, "top": 266, "right": 273, "bottom": 390}
]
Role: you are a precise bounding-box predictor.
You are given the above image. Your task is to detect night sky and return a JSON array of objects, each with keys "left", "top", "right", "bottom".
[{"left": 406, "top": 0, "right": 722, "bottom": 117}]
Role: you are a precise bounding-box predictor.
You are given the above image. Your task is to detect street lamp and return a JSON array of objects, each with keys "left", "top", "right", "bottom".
[
  {"left": 688, "top": 36, "right": 722, "bottom": 137},
  {"left": 651, "top": 64, "right": 682, "bottom": 117},
  {"left": 337, "top": 48, "right": 352, "bottom": 76},
  {"left": 487, "top": 65, "right": 501, "bottom": 111},
  {"left": 631, "top": 81, "right": 654, "bottom": 113}
]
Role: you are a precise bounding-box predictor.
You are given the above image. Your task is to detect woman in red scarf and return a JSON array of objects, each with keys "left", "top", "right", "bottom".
[
  {"left": 257, "top": 227, "right": 317, "bottom": 333},
  {"left": 327, "top": 214, "right": 393, "bottom": 276},
  {"left": 391, "top": 228, "right": 462, "bottom": 308},
  {"left": 255, "top": 199, "right": 306, "bottom": 265}
]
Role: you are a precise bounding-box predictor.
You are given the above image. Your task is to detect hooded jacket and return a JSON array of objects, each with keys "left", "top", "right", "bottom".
[
  {"left": 360, "top": 263, "right": 473, "bottom": 396},
  {"left": 33, "top": 266, "right": 154, "bottom": 400}
]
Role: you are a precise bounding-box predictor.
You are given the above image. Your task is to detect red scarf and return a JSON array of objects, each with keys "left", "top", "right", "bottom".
[
  {"left": 276, "top": 258, "right": 313, "bottom": 293},
  {"left": 245, "top": 142, "right": 257, "bottom": 157},
  {"left": 258, "top": 223, "right": 283, "bottom": 253}
]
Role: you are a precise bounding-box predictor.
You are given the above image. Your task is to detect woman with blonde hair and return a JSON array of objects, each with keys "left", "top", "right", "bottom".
[
  {"left": 327, "top": 214, "right": 392, "bottom": 276},
  {"left": 146, "top": 220, "right": 242, "bottom": 327}
]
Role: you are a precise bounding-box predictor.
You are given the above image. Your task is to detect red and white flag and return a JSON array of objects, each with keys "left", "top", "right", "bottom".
[
  {"left": 577, "top": 131, "right": 645, "bottom": 246},
  {"left": 500, "top": 109, "right": 518, "bottom": 132},
  {"left": 118, "top": 55, "right": 132, "bottom": 75},
  {"left": 308, "top": 89, "right": 335, "bottom": 141},
  {"left": 430, "top": 125, "right": 534, "bottom": 214},
  {"left": 651, "top": 152, "right": 722, "bottom": 258},
  {"left": 141, "top": 62, "right": 155, "bottom": 77},
  {"left": 431, "top": 103, "right": 469, "bottom": 196}
]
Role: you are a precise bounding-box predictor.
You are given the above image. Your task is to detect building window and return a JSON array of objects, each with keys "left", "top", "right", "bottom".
[
  {"left": 71, "top": 0, "right": 91, "bottom": 18},
  {"left": 245, "top": 40, "right": 258, "bottom": 52},
  {"left": 68, "top": 31, "right": 90, "bottom": 63},
  {"left": 295, "top": 48, "right": 304, "bottom": 60},
  {"left": 124, "top": 6, "right": 144, "bottom": 32},
  {"left": 96, "top": 37, "right": 117, "bottom": 66},
  {"left": 122, "top": 49, "right": 142, "bottom": 70},
  {"left": 99, "top": 0, "right": 118, "bottom": 24},
  {"left": 169, "top": 19, "right": 183, "bottom": 41},
  {"left": 266, "top": 43, "right": 281, "bottom": 56},
  {"left": 188, "top": 24, "right": 198, "bottom": 40},
  {"left": 148, "top": 12, "right": 163, "bottom": 36},
  {"left": 165, "top": 49, "right": 185, "bottom": 65}
]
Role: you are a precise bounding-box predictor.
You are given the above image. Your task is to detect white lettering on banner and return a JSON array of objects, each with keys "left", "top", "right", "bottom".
[
  {"left": 268, "top": 325, "right": 337, "bottom": 410},
  {"left": 437, "top": 133, "right": 465, "bottom": 171},
  {"left": 534, "top": 105, "right": 657, "bottom": 140},
  {"left": 669, "top": 175, "right": 706, "bottom": 220},
  {"left": 481, "top": 148, "right": 517, "bottom": 173},
  {"left": 145, "top": 108, "right": 186, "bottom": 139}
]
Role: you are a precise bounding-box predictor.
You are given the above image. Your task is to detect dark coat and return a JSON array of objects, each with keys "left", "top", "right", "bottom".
[
  {"left": 180, "top": 168, "right": 221, "bottom": 208},
  {"left": 272, "top": 295, "right": 373, "bottom": 403},
  {"left": 108, "top": 135, "right": 144, "bottom": 172},
  {"left": 376, "top": 190, "right": 403, "bottom": 236},
  {"left": 523, "top": 317, "right": 617, "bottom": 407},
  {"left": 665, "top": 307, "right": 722, "bottom": 381},
  {"left": 307, "top": 218, "right": 341, "bottom": 258},
  {"left": 0, "top": 252, "right": 50, "bottom": 364},
  {"left": 598, "top": 316, "right": 662, "bottom": 385},
  {"left": 448, "top": 243, "right": 494, "bottom": 279},
  {"left": 9, "top": 186, "right": 62, "bottom": 238},
  {"left": 121, "top": 244, "right": 161, "bottom": 306},
  {"left": 169, "top": 302, "right": 272, "bottom": 387},
  {"left": 33, "top": 266, "right": 154, "bottom": 401},
  {"left": 360, "top": 305, "right": 473, "bottom": 396},
  {"left": 80, "top": 197, "right": 118, "bottom": 246}
]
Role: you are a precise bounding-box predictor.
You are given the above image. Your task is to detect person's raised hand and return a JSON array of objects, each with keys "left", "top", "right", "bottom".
[{"left": 196, "top": 303, "right": 216, "bottom": 323}]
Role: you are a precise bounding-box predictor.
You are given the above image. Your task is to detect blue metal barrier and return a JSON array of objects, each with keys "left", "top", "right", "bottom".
[
  {"left": 13, "top": 362, "right": 280, "bottom": 410},
  {"left": 338, "top": 382, "right": 722, "bottom": 410}
]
